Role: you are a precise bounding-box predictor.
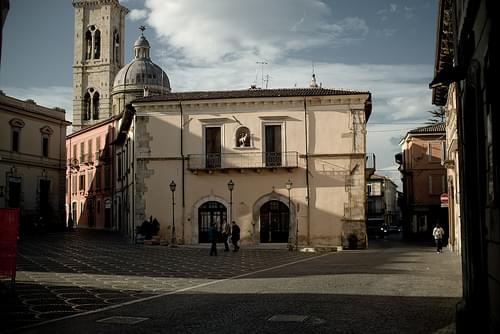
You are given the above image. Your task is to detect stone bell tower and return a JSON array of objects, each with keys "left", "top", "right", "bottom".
[{"left": 72, "top": 0, "right": 128, "bottom": 131}]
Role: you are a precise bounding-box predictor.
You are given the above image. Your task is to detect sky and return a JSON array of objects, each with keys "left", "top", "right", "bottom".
[{"left": 0, "top": 0, "right": 439, "bottom": 187}]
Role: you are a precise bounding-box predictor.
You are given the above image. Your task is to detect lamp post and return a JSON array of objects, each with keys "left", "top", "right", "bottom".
[
  {"left": 227, "top": 180, "right": 234, "bottom": 224},
  {"left": 170, "top": 180, "right": 177, "bottom": 246},
  {"left": 285, "top": 179, "right": 294, "bottom": 249}
]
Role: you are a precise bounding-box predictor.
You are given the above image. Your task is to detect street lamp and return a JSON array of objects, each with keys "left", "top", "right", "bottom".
[
  {"left": 285, "top": 179, "right": 294, "bottom": 249},
  {"left": 227, "top": 180, "right": 234, "bottom": 224},
  {"left": 170, "top": 180, "right": 177, "bottom": 246}
]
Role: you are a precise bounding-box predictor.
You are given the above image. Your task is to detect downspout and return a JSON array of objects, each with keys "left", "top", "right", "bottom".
[
  {"left": 303, "top": 97, "right": 311, "bottom": 245},
  {"left": 179, "top": 101, "right": 185, "bottom": 243},
  {"left": 132, "top": 110, "right": 136, "bottom": 243},
  {"left": 68, "top": 136, "right": 72, "bottom": 228}
]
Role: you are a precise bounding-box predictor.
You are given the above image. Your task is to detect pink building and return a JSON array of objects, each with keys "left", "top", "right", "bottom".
[
  {"left": 66, "top": 119, "right": 115, "bottom": 229},
  {"left": 395, "top": 123, "right": 447, "bottom": 238}
]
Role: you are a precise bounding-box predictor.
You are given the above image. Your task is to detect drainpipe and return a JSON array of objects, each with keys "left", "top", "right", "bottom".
[
  {"left": 303, "top": 97, "right": 311, "bottom": 245},
  {"left": 132, "top": 110, "right": 136, "bottom": 243},
  {"left": 179, "top": 101, "right": 185, "bottom": 243}
]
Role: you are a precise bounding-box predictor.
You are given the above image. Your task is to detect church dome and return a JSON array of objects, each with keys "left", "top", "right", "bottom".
[{"left": 112, "top": 30, "right": 171, "bottom": 96}]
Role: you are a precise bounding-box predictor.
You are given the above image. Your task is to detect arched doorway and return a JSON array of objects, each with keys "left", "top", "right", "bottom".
[
  {"left": 198, "top": 201, "right": 227, "bottom": 243},
  {"left": 260, "top": 200, "right": 289, "bottom": 243}
]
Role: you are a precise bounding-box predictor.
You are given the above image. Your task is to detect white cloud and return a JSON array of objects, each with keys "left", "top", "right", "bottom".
[
  {"left": 142, "top": 0, "right": 368, "bottom": 64},
  {"left": 129, "top": 9, "right": 148, "bottom": 21}
]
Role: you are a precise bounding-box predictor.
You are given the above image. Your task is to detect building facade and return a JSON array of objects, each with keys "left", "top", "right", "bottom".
[
  {"left": 366, "top": 174, "right": 399, "bottom": 236},
  {"left": 429, "top": 0, "right": 499, "bottom": 332},
  {"left": 395, "top": 124, "right": 447, "bottom": 239},
  {"left": 0, "top": 91, "right": 70, "bottom": 231},
  {"left": 66, "top": 118, "right": 115, "bottom": 229},
  {"left": 124, "top": 88, "right": 373, "bottom": 249}
]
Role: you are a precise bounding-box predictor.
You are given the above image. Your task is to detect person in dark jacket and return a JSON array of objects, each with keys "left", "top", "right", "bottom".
[
  {"left": 231, "top": 221, "right": 240, "bottom": 252},
  {"left": 208, "top": 222, "right": 218, "bottom": 256}
]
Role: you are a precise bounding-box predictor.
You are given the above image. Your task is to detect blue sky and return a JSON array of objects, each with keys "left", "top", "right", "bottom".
[{"left": 0, "top": 0, "right": 439, "bottom": 186}]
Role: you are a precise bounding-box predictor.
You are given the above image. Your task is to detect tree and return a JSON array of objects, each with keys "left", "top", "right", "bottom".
[{"left": 426, "top": 107, "right": 445, "bottom": 124}]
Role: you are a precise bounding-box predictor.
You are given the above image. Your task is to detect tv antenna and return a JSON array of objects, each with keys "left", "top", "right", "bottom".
[{"left": 256, "top": 60, "right": 268, "bottom": 88}]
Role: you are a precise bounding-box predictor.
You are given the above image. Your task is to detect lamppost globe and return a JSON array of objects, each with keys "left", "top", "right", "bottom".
[
  {"left": 170, "top": 180, "right": 176, "bottom": 192},
  {"left": 227, "top": 180, "right": 234, "bottom": 191},
  {"left": 286, "top": 179, "right": 292, "bottom": 190}
]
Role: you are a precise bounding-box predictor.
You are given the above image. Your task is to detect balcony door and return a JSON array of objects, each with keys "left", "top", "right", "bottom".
[
  {"left": 265, "top": 125, "right": 281, "bottom": 167},
  {"left": 205, "top": 127, "right": 221, "bottom": 168}
]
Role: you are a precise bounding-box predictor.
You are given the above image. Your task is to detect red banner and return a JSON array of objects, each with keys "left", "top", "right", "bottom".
[{"left": 0, "top": 208, "right": 19, "bottom": 284}]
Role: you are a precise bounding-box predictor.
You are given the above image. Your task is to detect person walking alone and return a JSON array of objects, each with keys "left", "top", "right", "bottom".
[
  {"left": 221, "top": 220, "right": 231, "bottom": 251},
  {"left": 208, "top": 222, "right": 218, "bottom": 256},
  {"left": 432, "top": 223, "right": 445, "bottom": 253},
  {"left": 231, "top": 221, "right": 240, "bottom": 252}
]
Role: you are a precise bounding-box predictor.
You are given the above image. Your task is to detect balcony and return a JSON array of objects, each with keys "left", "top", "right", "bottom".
[{"left": 187, "top": 151, "right": 299, "bottom": 172}]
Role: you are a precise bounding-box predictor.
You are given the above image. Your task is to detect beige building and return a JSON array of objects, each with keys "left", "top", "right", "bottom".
[
  {"left": 122, "top": 87, "right": 373, "bottom": 249},
  {"left": 430, "top": 1, "right": 461, "bottom": 253},
  {"left": 68, "top": 0, "right": 375, "bottom": 250},
  {"left": 0, "top": 91, "right": 70, "bottom": 231}
]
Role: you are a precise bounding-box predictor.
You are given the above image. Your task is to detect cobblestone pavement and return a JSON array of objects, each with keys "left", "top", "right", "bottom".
[
  {"left": 0, "top": 230, "right": 319, "bottom": 332},
  {"left": 1, "top": 231, "right": 462, "bottom": 334}
]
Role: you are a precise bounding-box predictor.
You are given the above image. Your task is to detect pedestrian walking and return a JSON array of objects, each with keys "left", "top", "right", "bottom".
[
  {"left": 221, "top": 220, "right": 231, "bottom": 251},
  {"left": 231, "top": 221, "right": 240, "bottom": 252},
  {"left": 432, "top": 223, "right": 445, "bottom": 253},
  {"left": 208, "top": 222, "right": 218, "bottom": 256}
]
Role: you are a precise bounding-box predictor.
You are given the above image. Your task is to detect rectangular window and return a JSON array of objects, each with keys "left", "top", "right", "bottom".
[
  {"left": 80, "top": 142, "right": 85, "bottom": 162},
  {"left": 427, "top": 142, "right": 441, "bottom": 162},
  {"left": 79, "top": 174, "right": 85, "bottom": 191},
  {"left": 73, "top": 144, "right": 77, "bottom": 160},
  {"left": 95, "top": 168, "right": 101, "bottom": 190},
  {"left": 12, "top": 129, "right": 19, "bottom": 152},
  {"left": 117, "top": 153, "right": 122, "bottom": 179},
  {"left": 265, "top": 125, "right": 282, "bottom": 167},
  {"left": 205, "top": 127, "right": 221, "bottom": 168},
  {"left": 42, "top": 136, "right": 49, "bottom": 158},
  {"left": 88, "top": 140, "right": 93, "bottom": 162}
]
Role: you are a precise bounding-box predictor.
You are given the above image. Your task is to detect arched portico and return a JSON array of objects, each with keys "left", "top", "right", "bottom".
[
  {"left": 192, "top": 195, "right": 229, "bottom": 244},
  {"left": 252, "top": 192, "right": 297, "bottom": 245}
]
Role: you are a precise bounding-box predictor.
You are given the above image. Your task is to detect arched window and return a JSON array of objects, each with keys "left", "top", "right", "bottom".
[
  {"left": 94, "top": 30, "right": 101, "bottom": 59},
  {"left": 236, "top": 126, "right": 251, "bottom": 147},
  {"left": 85, "top": 30, "right": 92, "bottom": 60},
  {"left": 83, "top": 93, "right": 91, "bottom": 120},
  {"left": 113, "top": 30, "right": 120, "bottom": 64},
  {"left": 92, "top": 92, "right": 100, "bottom": 120}
]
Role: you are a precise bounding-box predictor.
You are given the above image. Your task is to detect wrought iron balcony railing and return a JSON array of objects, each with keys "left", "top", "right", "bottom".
[{"left": 187, "top": 151, "right": 299, "bottom": 170}]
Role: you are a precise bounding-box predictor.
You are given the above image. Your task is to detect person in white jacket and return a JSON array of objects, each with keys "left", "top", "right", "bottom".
[{"left": 432, "top": 223, "right": 445, "bottom": 253}]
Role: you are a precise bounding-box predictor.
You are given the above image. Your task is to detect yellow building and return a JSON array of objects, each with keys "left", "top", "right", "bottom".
[{"left": 0, "top": 91, "right": 70, "bottom": 231}]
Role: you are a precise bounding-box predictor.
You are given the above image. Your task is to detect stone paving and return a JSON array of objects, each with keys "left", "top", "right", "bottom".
[{"left": 0, "top": 230, "right": 319, "bottom": 333}]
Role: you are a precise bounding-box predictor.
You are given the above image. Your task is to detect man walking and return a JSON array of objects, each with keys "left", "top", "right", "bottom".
[
  {"left": 432, "top": 223, "right": 445, "bottom": 253},
  {"left": 231, "top": 221, "right": 240, "bottom": 252}
]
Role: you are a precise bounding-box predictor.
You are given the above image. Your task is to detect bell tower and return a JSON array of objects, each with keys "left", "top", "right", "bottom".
[{"left": 72, "top": 0, "right": 128, "bottom": 131}]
